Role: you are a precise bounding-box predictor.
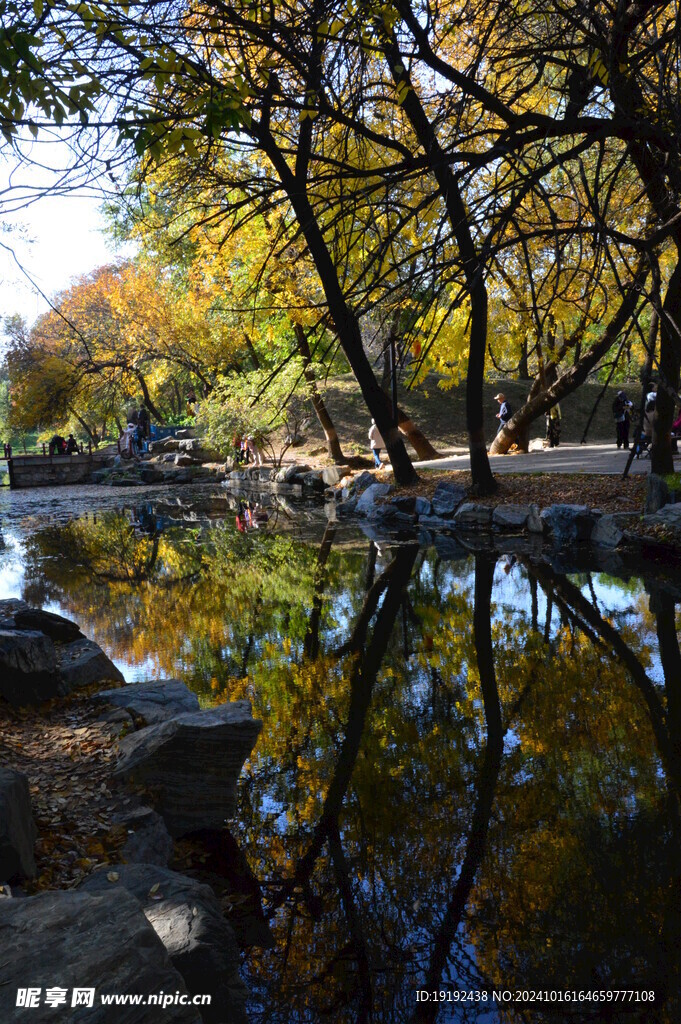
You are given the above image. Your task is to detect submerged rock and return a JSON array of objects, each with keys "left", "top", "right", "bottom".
[
  {"left": 114, "top": 702, "right": 262, "bottom": 837},
  {"left": 0, "top": 889, "right": 201, "bottom": 1022},
  {"left": 0, "top": 768, "right": 37, "bottom": 883},
  {"left": 80, "top": 863, "right": 247, "bottom": 1024}
]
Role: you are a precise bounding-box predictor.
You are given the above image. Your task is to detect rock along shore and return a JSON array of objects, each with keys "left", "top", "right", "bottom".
[{"left": 0, "top": 600, "right": 263, "bottom": 1023}]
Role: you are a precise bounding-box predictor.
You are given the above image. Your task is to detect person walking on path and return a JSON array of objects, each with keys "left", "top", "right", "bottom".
[
  {"left": 368, "top": 419, "right": 385, "bottom": 468},
  {"left": 612, "top": 390, "right": 633, "bottom": 449},
  {"left": 247, "top": 436, "right": 263, "bottom": 466},
  {"left": 545, "top": 403, "right": 562, "bottom": 448},
  {"left": 494, "top": 393, "right": 512, "bottom": 435}
]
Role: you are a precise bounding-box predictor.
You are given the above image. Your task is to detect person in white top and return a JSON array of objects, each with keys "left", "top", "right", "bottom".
[{"left": 368, "top": 419, "right": 385, "bottom": 467}]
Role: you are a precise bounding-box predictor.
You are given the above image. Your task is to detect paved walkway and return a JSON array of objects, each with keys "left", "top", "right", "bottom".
[{"left": 414, "top": 442, "right": 681, "bottom": 475}]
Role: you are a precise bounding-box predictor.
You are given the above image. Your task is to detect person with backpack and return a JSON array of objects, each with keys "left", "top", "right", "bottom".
[{"left": 612, "top": 389, "right": 633, "bottom": 449}]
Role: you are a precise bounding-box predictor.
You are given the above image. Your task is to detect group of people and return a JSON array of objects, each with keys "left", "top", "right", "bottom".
[
  {"left": 120, "top": 406, "right": 151, "bottom": 458},
  {"left": 48, "top": 434, "right": 80, "bottom": 456},
  {"left": 613, "top": 382, "right": 681, "bottom": 452},
  {"left": 232, "top": 433, "right": 264, "bottom": 466}
]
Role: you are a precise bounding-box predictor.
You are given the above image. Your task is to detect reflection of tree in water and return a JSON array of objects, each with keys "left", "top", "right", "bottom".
[{"left": 16, "top": 506, "right": 681, "bottom": 1021}]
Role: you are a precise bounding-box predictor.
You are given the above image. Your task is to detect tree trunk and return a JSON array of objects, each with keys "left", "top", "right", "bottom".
[
  {"left": 651, "top": 257, "right": 681, "bottom": 475},
  {"left": 133, "top": 369, "right": 165, "bottom": 424},
  {"left": 258, "top": 130, "right": 417, "bottom": 485},
  {"left": 293, "top": 324, "right": 346, "bottom": 464},
  {"left": 381, "top": 34, "right": 496, "bottom": 493}
]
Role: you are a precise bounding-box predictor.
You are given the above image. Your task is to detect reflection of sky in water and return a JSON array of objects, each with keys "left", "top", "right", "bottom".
[{"left": 2, "top": 485, "right": 680, "bottom": 1023}]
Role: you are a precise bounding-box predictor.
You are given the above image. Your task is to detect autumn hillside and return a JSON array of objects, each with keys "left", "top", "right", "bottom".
[{"left": 302, "top": 374, "right": 646, "bottom": 458}]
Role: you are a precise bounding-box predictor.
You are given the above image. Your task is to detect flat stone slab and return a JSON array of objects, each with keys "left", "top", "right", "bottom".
[
  {"left": 93, "top": 680, "right": 199, "bottom": 727},
  {"left": 80, "top": 864, "right": 247, "bottom": 1024},
  {"left": 114, "top": 702, "right": 262, "bottom": 837},
  {"left": 0, "top": 768, "right": 37, "bottom": 883},
  {"left": 454, "top": 503, "right": 493, "bottom": 528},
  {"left": 492, "top": 503, "right": 531, "bottom": 529},
  {"left": 56, "top": 639, "right": 124, "bottom": 692},
  {"left": 0, "top": 890, "right": 202, "bottom": 1022}
]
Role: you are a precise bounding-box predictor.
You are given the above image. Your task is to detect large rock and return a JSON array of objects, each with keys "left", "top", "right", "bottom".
[
  {"left": 350, "top": 470, "right": 375, "bottom": 494},
  {"left": 454, "top": 503, "right": 493, "bottom": 528},
  {"left": 0, "top": 769, "right": 37, "bottom": 883},
  {"left": 115, "top": 806, "right": 174, "bottom": 867},
  {"left": 541, "top": 503, "right": 599, "bottom": 544},
  {"left": 591, "top": 513, "right": 627, "bottom": 548},
  {"left": 80, "top": 864, "right": 247, "bottom": 1024},
  {"left": 93, "top": 680, "right": 200, "bottom": 727},
  {"left": 0, "top": 890, "right": 202, "bottom": 1023},
  {"left": 12, "top": 608, "right": 84, "bottom": 643},
  {"left": 356, "top": 482, "right": 392, "bottom": 514},
  {"left": 492, "top": 504, "right": 532, "bottom": 530},
  {"left": 431, "top": 482, "right": 466, "bottom": 517},
  {"left": 301, "top": 471, "right": 325, "bottom": 493},
  {"left": 0, "top": 629, "right": 65, "bottom": 705},
  {"left": 114, "top": 702, "right": 262, "bottom": 837},
  {"left": 56, "top": 638, "right": 124, "bottom": 692},
  {"left": 321, "top": 465, "right": 350, "bottom": 487}
]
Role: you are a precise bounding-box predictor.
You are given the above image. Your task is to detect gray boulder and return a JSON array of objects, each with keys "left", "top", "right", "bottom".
[
  {"left": 283, "top": 464, "right": 311, "bottom": 482},
  {"left": 175, "top": 454, "right": 201, "bottom": 468},
  {"left": 114, "top": 702, "right": 262, "bottom": 837},
  {"left": 541, "top": 503, "right": 599, "bottom": 544},
  {"left": 80, "top": 864, "right": 247, "bottom": 1024},
  {"left": 0, "top": 629, "right": 65, "bottom": 705},
  {"left": 0, "top": 769, "right": 37, "bottom": 882},
  {"left": 93, "top": 680, "right": 199, "bottom": 727},
  {"left": 301, "top": 471, "right": 325, "bottom": 493},
  {"left": 431, "top": 482, "right": 466, "bottom": 517},
  {"left": 13, "top": 608, "right": 83, "bottom": 643},
  {"left": 414, "top": 496, "right": 432, "bottom": 516},
  {"left": 56, "top": 638, "right": 124, "bottom": 692},
  {"left": 591, "top": 513, "right": 627, "bottom": 548},
  {"left": 454, "top": 503, "right": 493, "bottom": 528},
  {"left": 321, "top": 465, "right": 350, "bottom": 487},
  {"left": 0, "top": 889, "right": 201, "bottom": 1022},
  {"left": 351, "top": 470, "right": 375, "bottom": 494},
  {"left": 492, "top": 504, "right": 531, "bottom": 530},
  {"left": 115, "top": 806, "right": 174, "bottom": 867},
  {"left": 356, "top": 482, "right": 392, "bottom": 514}
]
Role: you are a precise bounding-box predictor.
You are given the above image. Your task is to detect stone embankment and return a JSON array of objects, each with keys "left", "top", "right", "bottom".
[
  {"left": 0, "top": 599, "right": 261, "bottom": 1023},
  {"left": 330, "top": 470, "right": 681, "bottom": 558}
]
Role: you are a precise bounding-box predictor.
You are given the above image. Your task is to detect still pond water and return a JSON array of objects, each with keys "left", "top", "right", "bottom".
[{"left": 1, "top": 482, "right": 680, "bottom": 1023}]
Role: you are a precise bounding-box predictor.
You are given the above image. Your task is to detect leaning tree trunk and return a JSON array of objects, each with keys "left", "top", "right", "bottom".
[
  {"left": 380, "top": 339, "right": 442, "bottom": 458},
  {"left": 490, "top": 266, "right": 646, "bottom": 454},
  {"left": 294, "top": 325, "right": 346, "bottom": 464}
]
